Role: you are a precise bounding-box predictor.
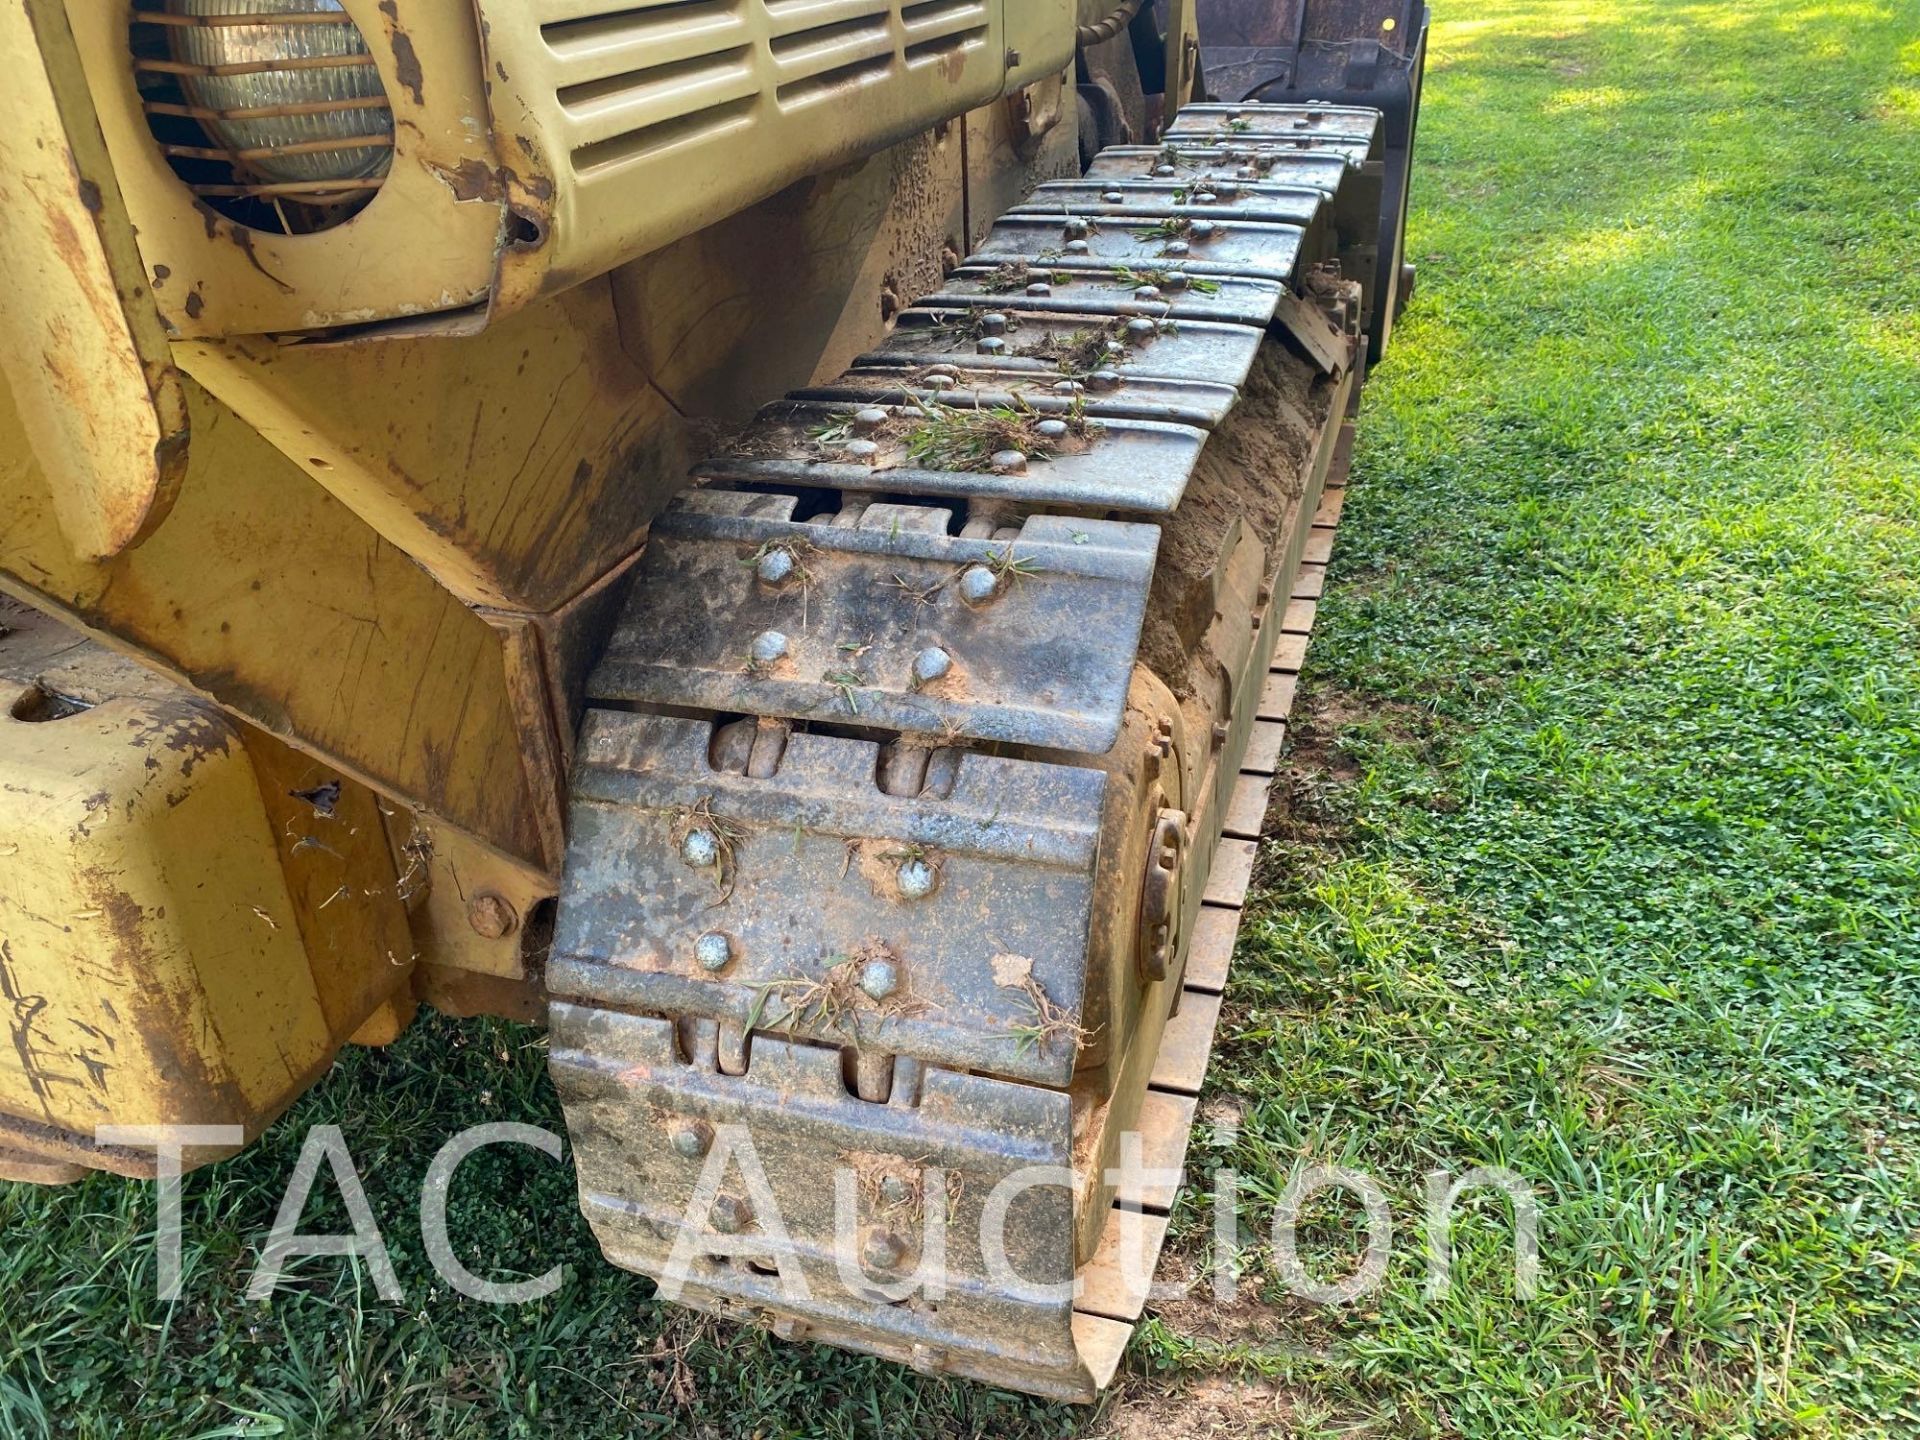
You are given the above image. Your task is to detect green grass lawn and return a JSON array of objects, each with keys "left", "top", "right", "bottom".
[{"left": 5, "top": 1, "right": 1918, "bottom": 1436}]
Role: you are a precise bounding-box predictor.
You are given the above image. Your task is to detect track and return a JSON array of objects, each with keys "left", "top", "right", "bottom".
[
  {"left": 1057, "top": 421, "right": 1350, "bottom": 1388},
  {"left": 545, "top": 103, "right": 1384, "bottom": 1402}
]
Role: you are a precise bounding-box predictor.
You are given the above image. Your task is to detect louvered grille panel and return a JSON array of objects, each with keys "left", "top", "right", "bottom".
[{"left": 484, "top": 0, "right": 1071, "bottom": 288}]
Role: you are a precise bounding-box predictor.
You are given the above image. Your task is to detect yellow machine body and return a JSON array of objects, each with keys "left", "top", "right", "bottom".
[
  {"left": 0, "top": 600, "right": 413, "bottom": 1181},
  {"left": 0, "top": 0, "right": 1101, "bottom": 1174}
]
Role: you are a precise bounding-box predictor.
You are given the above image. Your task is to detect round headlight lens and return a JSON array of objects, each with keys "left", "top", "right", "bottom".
[
  {"left": 136, "top": 0, "right": 393, "bottom": 232},
  {"left": 169, "top": 0, "right": 392, "bottom": 186}
]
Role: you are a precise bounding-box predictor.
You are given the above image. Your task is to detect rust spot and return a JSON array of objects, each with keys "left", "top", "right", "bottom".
[
  {"left": 183, "top": 290, "right": 203, "bottom": 319},
  {"left": 190, "top": 199, "right": 292, "bottom": 291},
  {"left": 426, "top": 158, "right": 502, "bottom": 204},
  {"left": 495, "top": 60, "right": 508, "bottom": 82},
  {"left": 379, "top": 1, "right": 426, "bottom": 106},
  {"left": 152, "top": 264, "right": 170, "bottom": 287},
  {"left": 76, "top": 179, "right": 103, "bottom": 215}
]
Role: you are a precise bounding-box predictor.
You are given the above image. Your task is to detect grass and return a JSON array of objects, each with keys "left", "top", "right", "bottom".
[{"left": 5, "top": 1, "right": 1918, "bottom": 1435}]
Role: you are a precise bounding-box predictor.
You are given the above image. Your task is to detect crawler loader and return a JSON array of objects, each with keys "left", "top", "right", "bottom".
[{"left": 0, "top": 0, "right": 1424, "bottom": 1400}]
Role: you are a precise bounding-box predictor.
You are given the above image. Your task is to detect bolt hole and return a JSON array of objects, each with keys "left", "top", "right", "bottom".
[
  {"left": 309, "top": 457, "right": 332, "bottom": 470},
  {"left": 9, "top": 683, "right": 91, "bottom": 723},
  {"left": 506, "top": 209, "right": 544, "bottom": 248}
]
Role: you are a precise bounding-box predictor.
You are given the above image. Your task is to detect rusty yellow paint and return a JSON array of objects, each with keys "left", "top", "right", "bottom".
[
  {"left": 0, "top": 601, "right": 410, "bottom": 1177},
  {"left": 175, "top": 282, "right": 687, "bottom": 612},
  {"left": 242, "top": 727, "right": 419, "bottom": 1037},
  {"left": 0, "top": 375, "right": 564, "bottom": 870},
  {"left": 481, "top": 0, "right": 1013, "bottom": 317},
  {"left": 611, "top": 129, "right": 970, "bottom": 422},
  {"left": 63, "top": 0, "right": 503, "bottom": 339},
  {"left": 0, "top": 0, "right": 187, "bottom": 560}
]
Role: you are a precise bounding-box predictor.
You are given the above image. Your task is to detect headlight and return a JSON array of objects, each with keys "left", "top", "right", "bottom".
[{"left": 136, "top": 0, "right": 392, "bottom": 232}]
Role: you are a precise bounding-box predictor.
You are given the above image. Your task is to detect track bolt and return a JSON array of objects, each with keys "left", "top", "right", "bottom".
[
  {"left": 852, "top": 406, "right": 890, "bottom": 433},
  {"left": 671, "top": 1121, "right": 713, "bottom": 1159},
  {"left": 979, "top": 313, "right": 1009, "bottom": 336},
  {"left": 1052, "top": 379, "right": 1083, "bottom": 396},
  {"left": 1025, "top": 281, "right": 1053, "bottom": 297},
  {"left": 1034, "top": 419, "right": 1071, "bottom": 441},
  {"left": 958, "top": 565, "right": 1000, "bottom": 604},
  {"left": 1149, "top": 720, "right": 1174, "bottom": 760},
  {"left": 682, "top": 828, "right": 720, "bottom": 868},
  {"left": 1163, "top": 240, "right": 1190, "bottom": 257},
  {"left": 925, "top": 373, "right": 957, "bottom": 390},
  {"left": 756, "top": 546, "right": 796, "bottom": 585},
  {"left": 712, "top": 1195, "right": 751, "bottom": 1234},
  {"left": 977, "top": 336, "right": 1008, "bottom": 356},
  {"left": 1087, "top": 369, "right": 1122, "bottom": 392},
  {"left": 1127, "top": 318, "right": 1158, "bottom": 342},
  {"left": 911, "top": 646, "right": 952, "bottom": 685},
  {"left": 860, "top": 956, "right": 901, "bottom": 998},
  {"left": 751, "top": 630, "right": 789, "bottom": 666},
  {"left": 1153, "top": 164, "right": 1176, "bottom": 177},
  {"left": 864, "top": 1230, "right": 907, "bottom": 1271},
  {"left": 896, "top": 859, "right": 936, "bottom": 901},
  {"left": 1132, "top": 282, "right": 1163, "bottom": 299},
  {"left": 1190, "top": 221, "right": 1217, "bottom": 241},
  {"left": 1064, "top": 239, "right": 1091, "bottom": 255},
  {"left": 695, "top": 931, "right": 733, "bottom": 971},
  {"left": 1062, "top": 217, "right": 1089, "bottom": 239},
  {"left": 989, "top": 449, "right": 1028, "bottom": 473},
  {"left": 466, "top": 891, "right": 517, "bottom": 940},
  {"left": 1193, "top": 190, "right": 1219, "bottom": 205},
  {"left": 1163, "top": 271, "right": 1191, "bottom": 291},
  {"left": 843, "top": 438, "right": 880, "bottom": 461},
  {"left": 1101, "top": 189, "right": 1124, "bottom": 203}
]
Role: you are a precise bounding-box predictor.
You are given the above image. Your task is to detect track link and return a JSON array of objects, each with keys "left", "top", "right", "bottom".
[{"left": 548, "top": 103, "right": 1384, "bottom": 1402}]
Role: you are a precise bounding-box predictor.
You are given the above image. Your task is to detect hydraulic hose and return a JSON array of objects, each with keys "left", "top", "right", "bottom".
[{"left": 1077, "top": 0, "right": 1145, "bottom": 46}]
